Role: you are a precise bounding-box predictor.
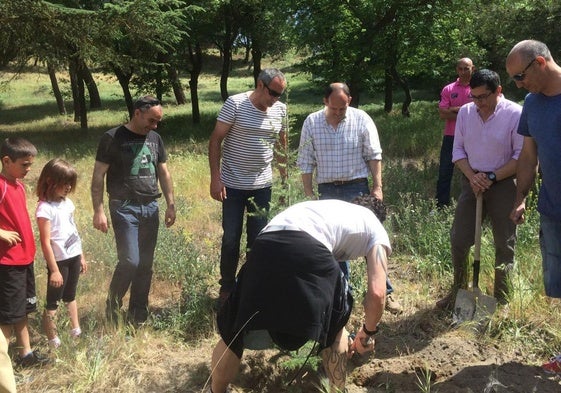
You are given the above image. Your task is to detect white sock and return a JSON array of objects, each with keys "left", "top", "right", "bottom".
[
  {"left": 70, "top": 327, "right": 82, "bottom": 338},
  {"left": 49, "top": 337, "right": 61, "bottom": 348}
]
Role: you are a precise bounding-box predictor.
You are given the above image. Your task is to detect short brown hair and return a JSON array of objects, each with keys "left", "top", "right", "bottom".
[
  {"left": 352, "top": 194, "right": 387, "bottom": 223},
  {"left": 1, "top": 137, "right": 37, "bottom": 162},
  {"left": 36, "top": 158, "right": 78, "bottom": 202}
]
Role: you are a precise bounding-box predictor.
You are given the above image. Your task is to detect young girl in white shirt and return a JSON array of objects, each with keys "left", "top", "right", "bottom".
[{"left": 36, "top": 158, "right": 87, "bottom": 348}]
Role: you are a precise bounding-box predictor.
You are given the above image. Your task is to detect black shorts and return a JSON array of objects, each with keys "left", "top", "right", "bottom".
[
  {"left": 0, "top": 264, "right": 37, "bottom": 324},
  {"left": 217, "top": 230, "right": 353, "bottom": 358},
  {"left": 45, "top": 255, "right": 82, "bottom": 310}
]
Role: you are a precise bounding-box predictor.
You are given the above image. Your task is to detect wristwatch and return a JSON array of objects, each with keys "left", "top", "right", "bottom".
[{"left": 486, "top": 172, "right": 497, "bottom": 183}]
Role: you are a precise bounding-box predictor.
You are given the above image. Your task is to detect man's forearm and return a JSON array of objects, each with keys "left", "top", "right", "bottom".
[
  {"left": 368, "top": 160, "right": 382, "bottom": 187},
  {"left": 515, "top": 166, "right": 537, "bottom": 205},
  {"left": 368, "top": 160, "right": 383, "bottom": 199},
  {"left": 301, "top": 173, "right": 315, "bottom": 197},
  {"left": 159, "top": 167, "right": 175, "bottom": 208},
  {"left": 91, "top": 179, "right": 105, "bottom": 213},
  {"left": 439, "top": 107, "right": 459, "bottom": 120},
  {"left": 208, "top": 140, "right": 222, "bottom": 180}
]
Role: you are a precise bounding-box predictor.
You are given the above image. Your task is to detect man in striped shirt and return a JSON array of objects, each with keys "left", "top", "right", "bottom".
[{"left": 209, "top": 68, "right": 287, "bottom": 304}]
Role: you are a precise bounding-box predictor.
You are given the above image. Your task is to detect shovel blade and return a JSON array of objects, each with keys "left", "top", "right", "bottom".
[
  {"left": 453, "top": 288, "right": 498, "bottom": 325},
  {"left": 453, "top": 288, "right": 476, "bottom": 324},
  {"left": 473, "top": 292, "right": 498, "bottom": 321}
]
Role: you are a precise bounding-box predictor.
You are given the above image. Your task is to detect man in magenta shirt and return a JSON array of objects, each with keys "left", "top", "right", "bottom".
[
  {"left": 437, "top": 69, "right": 523, "bottom": 310},
  {"left": 435, "top": 58, "right": 474, "bottom": 208}
]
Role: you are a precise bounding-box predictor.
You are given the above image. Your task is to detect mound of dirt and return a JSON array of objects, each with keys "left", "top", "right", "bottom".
[{"left": 224, "top": 308, "right": 561, "bottom": 393}]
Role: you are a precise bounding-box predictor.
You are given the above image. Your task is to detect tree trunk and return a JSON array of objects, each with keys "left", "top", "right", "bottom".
[
  {"left": 188, "top": 42, "right": 203, "bottom": 124},
  {"left": 391, "top": 65, "right": 411, "bottom": 117},
  {"left": 68, "top": 57, "right": 80, "bottom": 123},
  {"left": 220, "top": 11, "right": 237, "bottom": 101},
  {"left": 384, "top": 68, "right": 393, "bottom": 113},
  {"left": 251, "top": 46, "right": 262, "bottom": 87},
  {"left": 156, "top": 58, "right": 164, "bottom": 102},
  {"left": 220, "top": 44, "right": 232, "bottom": 101},
  {"left": 244, "top": 39, "right": 251, "bottom": 63},
  {"left": 167, "top": 65, "right": 186, "bottom": 105},
  {"left": 347, "top": 77, "right": 360, "bottom": 108},
  {"left": 81, "top": 60, "right": 101, "bottom": 109},
  {"left": 47, "top": 62, "right": 66, "bottom": 115},
  {"left": 113, "top": 65, "right": 134, "bottom": 119},
  {"left": 77, "top": 65, "right": 88, "bottom": 129}
]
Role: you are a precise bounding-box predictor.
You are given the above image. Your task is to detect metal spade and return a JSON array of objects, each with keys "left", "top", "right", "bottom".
[{"left": 453, "top": 193, "right": 497, "bottom": 325}]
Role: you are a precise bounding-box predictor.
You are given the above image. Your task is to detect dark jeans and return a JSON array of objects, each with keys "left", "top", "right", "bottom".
[
  {"left": 219, "top": 187, "right": 271, "bottom": 293},
  {"left": 107, "top": 199, "right": 159, "bottom": 323},
  {"left": 317, "top": 180, "right": 394, "bottom": 295},
  {"left": 436, "top": 135, "right": 455, "bottom": 207},
  {"left": 540, "top": 215, "right": 561, "bottom": 298}
]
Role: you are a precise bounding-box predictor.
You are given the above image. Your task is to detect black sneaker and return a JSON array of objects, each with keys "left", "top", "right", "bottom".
[{"left": 17, "top": 350, "right": 50, "bottom": 368}]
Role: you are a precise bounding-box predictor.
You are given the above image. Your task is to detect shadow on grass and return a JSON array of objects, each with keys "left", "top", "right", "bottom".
[
  {"left": 3, "top": 108, "right": 219, "bottom": 158},
  {"left": 0, "top": 98, "right": 127, "bottom": 125}
]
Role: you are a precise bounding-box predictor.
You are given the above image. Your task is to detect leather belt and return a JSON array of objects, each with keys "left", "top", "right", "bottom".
[
  {"left": 110, "top": 194, "right": 160, "bottom": 204},
  {"left": 322, "top": 178, "right": 367, "bottom": 186}
]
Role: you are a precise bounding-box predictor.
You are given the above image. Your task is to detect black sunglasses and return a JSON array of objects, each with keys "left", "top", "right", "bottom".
[
  {"left": 512, "top": 58, "right": 537, "bottom": 82},
  {"left": 263, "top": 83, "right": 283, "bottom": 98},
  {"left": 134, "top": 98, "right": 161, "bottom": 110},
  {"left": 469, "top": 91, "right": 493, "bottom": 101}
]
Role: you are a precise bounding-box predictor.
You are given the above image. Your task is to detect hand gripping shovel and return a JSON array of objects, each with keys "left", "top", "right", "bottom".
[{"left": 453, "top": 193, "right": 497, "bottom": 325}]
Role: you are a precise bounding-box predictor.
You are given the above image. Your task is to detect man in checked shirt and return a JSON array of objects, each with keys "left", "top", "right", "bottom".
[{"left": 297, "top": 82, "right": 402, "bottom": 315}]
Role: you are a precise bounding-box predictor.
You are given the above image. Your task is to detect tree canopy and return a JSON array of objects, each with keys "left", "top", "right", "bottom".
[{"left": 2, "top": 0, "right": 560, "bottom": 126}]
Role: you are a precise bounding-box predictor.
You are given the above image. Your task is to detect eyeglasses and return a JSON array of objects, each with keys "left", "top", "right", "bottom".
[
  {"left": 263, "top": 83, "right": 283, "bottom": 98},
  {"left": 512, "top": 58, "right": 537, "bottom": 82},
  {"left": 469, "top": 91, "right": 493, "bottom": 101},
  {"left": 134, "top": 97, "right": 161, "bottom": 110}
]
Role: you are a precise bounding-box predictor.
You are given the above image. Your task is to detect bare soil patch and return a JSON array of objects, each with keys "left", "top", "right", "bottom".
[{"left": 192, "top": 265, "right": 561, "bottom": 393}]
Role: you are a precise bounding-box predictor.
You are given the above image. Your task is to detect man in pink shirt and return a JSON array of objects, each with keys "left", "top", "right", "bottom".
[
  {"left": 435, "top": 58, "right": 474, "bottom": 208},
  {"left": 437, "top": 69, "right": 523, "bottom": 310}
]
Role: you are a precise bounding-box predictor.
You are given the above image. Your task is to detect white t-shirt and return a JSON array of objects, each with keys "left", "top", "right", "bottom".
[
  {"left": 36, "top": 198, "right": 82, "bottom": 261},
  {"left": 262, "top": 200, "right": 391, "bottom": 261}
]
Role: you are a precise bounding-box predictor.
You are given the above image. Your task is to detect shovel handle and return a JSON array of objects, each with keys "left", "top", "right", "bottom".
[{"left": 473, "top": 194, "right": 483, "bottom": 289}]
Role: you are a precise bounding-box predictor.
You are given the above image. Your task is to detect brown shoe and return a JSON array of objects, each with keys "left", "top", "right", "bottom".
[
  {"left": 436, "top": 292, "right": 455, "bottom": 311},
  {"left": 385, "top": 294, "right": 403, "bottom": 315}
]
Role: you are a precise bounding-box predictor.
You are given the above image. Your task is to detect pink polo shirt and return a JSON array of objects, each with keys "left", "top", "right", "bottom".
[{"left": 439, "top": 79, "right": 472, "bottom": 136}]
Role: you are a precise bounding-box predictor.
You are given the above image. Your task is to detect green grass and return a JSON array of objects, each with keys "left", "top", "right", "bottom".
[{"left": 1, "top": 59, "right": 558, "bottom": 392}]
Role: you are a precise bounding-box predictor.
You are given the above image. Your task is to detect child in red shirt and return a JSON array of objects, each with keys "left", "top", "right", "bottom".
[{"left": 0, "top": 137, "right": 48, "bottom": 368}]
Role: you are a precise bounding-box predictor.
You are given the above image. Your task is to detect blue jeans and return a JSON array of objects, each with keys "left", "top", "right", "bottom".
[
  {"left": 540, "top": 214, "right": 561, "bottom": 298},
  {"left": 220, "top": 187, "right": 271, "bottom": 292},
  {"left": 107, "top": 199, "right": 159, "bottom": 322},
  {"left": 436, "top": 135, "right": 455, "bottom": 207},
  {"left": 317, "top": 180, "right": 394, "bottom": 295}
]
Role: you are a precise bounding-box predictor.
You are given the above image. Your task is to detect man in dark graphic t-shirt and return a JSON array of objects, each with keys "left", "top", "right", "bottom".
[{"left": 91, "top": 96, "right": 176, "bottom": 324}]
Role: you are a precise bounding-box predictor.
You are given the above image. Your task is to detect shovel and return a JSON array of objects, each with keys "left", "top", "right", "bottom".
[{"left": 453, "top": 193, "right": 497, "bottom": 325}]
